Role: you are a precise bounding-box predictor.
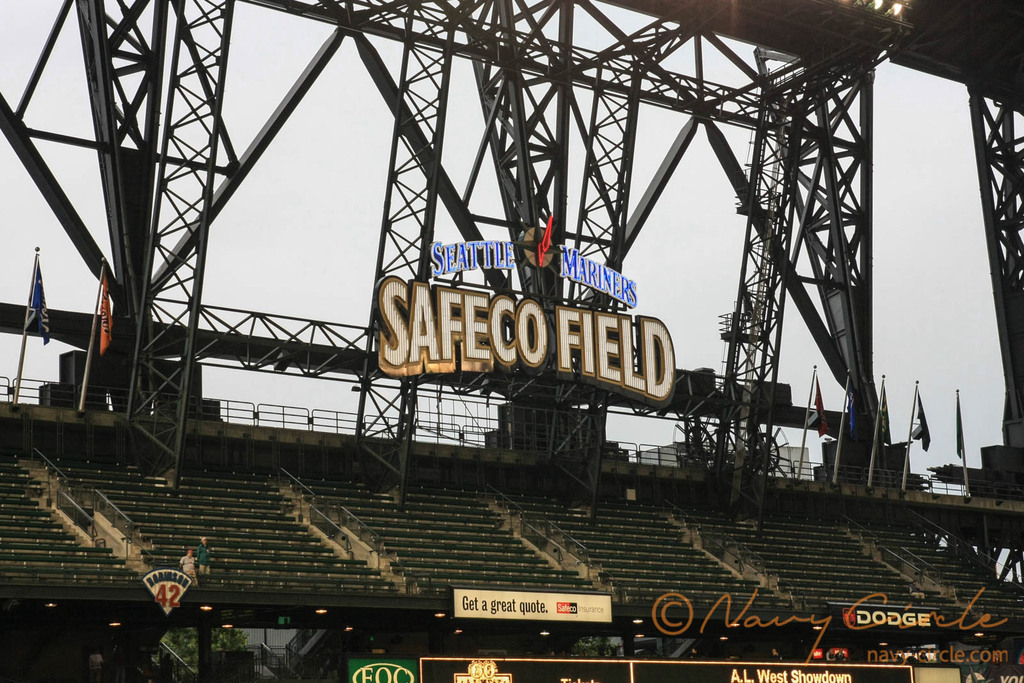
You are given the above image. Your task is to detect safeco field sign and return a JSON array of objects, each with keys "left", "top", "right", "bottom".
[{"left": 453, "top": 588, "right": 611, "bottom": 623}]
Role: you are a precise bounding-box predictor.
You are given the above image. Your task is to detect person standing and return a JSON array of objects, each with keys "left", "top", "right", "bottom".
[
  {"left": 179, "top": 548, "right": 197, "bottom": 586},
  {"left": 196, "top": 537, "right": 212, "bottom": 580},
  {"left": 88, "top": 649, "right": 103, "bottom": 683}
]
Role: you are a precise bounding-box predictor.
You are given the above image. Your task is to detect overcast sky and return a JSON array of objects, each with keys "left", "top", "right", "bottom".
[{"left": 0, "top": 2, "right": 1003, "bottom": 477}]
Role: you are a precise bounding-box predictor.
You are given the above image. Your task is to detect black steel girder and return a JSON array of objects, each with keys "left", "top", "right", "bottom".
[
  {"left": 970, "top": 93, "right": 1024, "bottom": 449},
  {"left": 75, "top": 0, "right": 168, "bottom": 316},
  {"left": 127, "top": 0, "right": 236, "bottom": 482}
]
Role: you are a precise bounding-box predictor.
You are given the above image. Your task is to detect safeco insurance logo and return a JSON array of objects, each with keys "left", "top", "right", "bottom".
[
  {"left": 556, "top": 601, "right": 578, "bottom": 615},
  {"left": 349, "top": 659, "right": 417, "bottom": 683}
]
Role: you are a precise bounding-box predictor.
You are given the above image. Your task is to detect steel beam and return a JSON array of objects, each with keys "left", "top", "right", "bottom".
[
  {"left": 128, "top": 0, "right": 236, "bottom": 482},
  {"left": 970, "top": 93, "right": 1024, "bottom": 448}
]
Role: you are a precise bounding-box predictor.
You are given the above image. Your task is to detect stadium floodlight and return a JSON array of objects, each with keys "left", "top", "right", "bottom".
[
  {"left": 892, "top": 3, "right": 903, "bottom": 14},
  {"left": 874, "top": 0, "right": 883, "bottom": 8}
]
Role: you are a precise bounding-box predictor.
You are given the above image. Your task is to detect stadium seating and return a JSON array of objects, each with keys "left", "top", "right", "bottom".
[
  {"left": 0, "top": 454, "right": 135, "bottom": 583},
  {"left": 304, "top": 481, "right": 592, "bottom": 594},
  {"left": 29, "top": 460, "right": 394, "bottom": 594},
  {"left": 859, "top": 521, "right": 1024, "bottom": 620},
  {"left": 497, "top": 494, "right": 794, "bottom": 613}
]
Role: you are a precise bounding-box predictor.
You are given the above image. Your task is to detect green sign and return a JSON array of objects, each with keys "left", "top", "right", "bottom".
[{"left": 349, "top": 658, "right": 418, "bottom": 683}]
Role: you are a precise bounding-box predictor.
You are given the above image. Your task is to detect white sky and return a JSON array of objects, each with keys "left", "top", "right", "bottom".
[{"left": 0, "top": 2, "right": 1003, "bottom": 477}]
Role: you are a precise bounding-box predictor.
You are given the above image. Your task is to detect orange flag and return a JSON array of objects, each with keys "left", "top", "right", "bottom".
[{"left": 99, "top": 272, "right": 112, "bottom": 355}]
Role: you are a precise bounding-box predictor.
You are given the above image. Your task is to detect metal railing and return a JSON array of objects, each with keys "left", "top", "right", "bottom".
[
  {"left": 909, "top": 510, "right": 1024, "bottom": 594},
  {"left": 701, "top": 529, "right": 766, "bottom": 575},
  {"left": 485, "top": 485, "right": 591, "bottom": 568},
  {"left": 159, "top": 642, "right": 197, "bottom": 683},
  {"left": 843, "top": 514, "right": 942, "bottom": 585},
  {"left": 57, "top": 488, "right": 95, "bottom": 540}
]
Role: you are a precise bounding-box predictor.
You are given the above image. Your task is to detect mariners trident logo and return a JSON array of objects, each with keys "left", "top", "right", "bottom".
[{"left": 521, "top": 215, "right": 556, "bottom": 269}]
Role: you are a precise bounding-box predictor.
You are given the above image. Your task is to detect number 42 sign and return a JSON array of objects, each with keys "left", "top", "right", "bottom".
[{"left": 142, "top": 568, "right": 194, "bottom": 615}]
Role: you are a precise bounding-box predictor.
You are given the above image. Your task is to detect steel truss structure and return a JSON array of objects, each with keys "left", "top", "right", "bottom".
[{"left": 1, "top": 0, "right": 1021, "bottom": 544}]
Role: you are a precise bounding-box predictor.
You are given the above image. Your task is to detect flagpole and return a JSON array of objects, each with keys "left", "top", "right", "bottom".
[
  {"left": 867, "top": 375, "right": 886, "bottom": 489},
  {"left": 832, "top": 373, "right": 852, "bottom": 486},
  {"left": 958, "top": 389, "right": 971, "bottom": 497},
  {"left": 797, "top": 366, "right": 817, "bottom": 479},
  {"left": 901, "top": 381, "right": 920, "bottom": 492},
  {"left": 78, "top": 260, "right": 106, "bottom": 414},
  {"left": 13, "top": 248, "right": 41, "bottom": 407}
]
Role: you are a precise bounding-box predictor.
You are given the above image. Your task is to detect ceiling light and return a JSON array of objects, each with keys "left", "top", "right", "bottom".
[
  {"left": 344, "top": 626, "right": 354, "bottom": 632},
  {"left": 109, "top": 622, "right": 122, "bottom": 627},
  {"left": 632, "top": 618, "right": 643, "bottom": 624},
  {"left": 222, "top": 624, "right": 233, "bottom": 629},
  {"left": 720, "top": 636, "right": 728, "bottom": 641},
  {"left": 540, "top": 630, "right": 550, "bottom": 636},
  {"left": 315, "top": 609, "right": 328, "bottom": 615},
  {"left": 635, "top": 633, "right": 645, "bottom": 638},
  {"left": 44, "top": 603, "right": 57, "bottom": 608},
  {"left": 454, "top": 629, "right": 463, "bottom": 634},
  {"left": 974, "top": 632, "right": 985, "bottom": 638},
  {"left": 434, "top": 612, "right": 446, "bottom": 618},
  {"left": 200, "top": 605, "right": 213, "bottom": 612}
]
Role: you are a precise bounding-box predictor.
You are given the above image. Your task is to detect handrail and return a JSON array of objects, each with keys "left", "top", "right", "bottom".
[
  {"left": 701, "top": 528, "right": 767, "bottom": 575},
  {"left": 332, "top": 502, "right": 384, "bottom": 553},
  {"left": 279, "top": 467, "right": 317, "bottom": 501},
  {"left": 93, "top": 489, "right": 133, "bottom": 535},
  {"left": 663, "top": 499, "right": 694, "bottom": 527},
  {"left": 908, "top": 510, "right": 1023, "bottom": 594},
  {"left": 57, "top": 488, "right": 94, "bottom": 538},
  {"left": 32, "top": 448, "right": 67, "bottom": 480},
  {"left": 546, "top": 520, "right": 591, "bottom": 566},
  {"left": 845, "top": 515, "right": 942, "bottom": 580}
]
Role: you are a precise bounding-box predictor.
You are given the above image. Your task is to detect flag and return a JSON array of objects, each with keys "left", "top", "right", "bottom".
[
  {"left": 813, "top": 379, "right": 828, "bottom": 437},
  {"left": 99, "top": 271, "right": 112, "bottom": 355},
  {"left": 29, "top": 261, "right": 50, "bottom": 345},
  {"left": 879, "top": 386, "right": 891, "bottom": 445},
  {"left": 847, "top": 387, "right": 856, "bottom": 440},
  {"left": 956, "top": 393, "right": 965, "bottom": 460},
  {"left": 912, "top": 394, "right": 931, "bottom": 451}
]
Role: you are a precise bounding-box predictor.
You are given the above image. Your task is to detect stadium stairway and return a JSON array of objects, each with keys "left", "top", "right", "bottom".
[
  {"left": 298, "top": 479, "right": 594, "bottom": 595},
  {"left": 18, "top": 458, "right": 397, "bottom": 595},
  {"left": 855, "top": 519, "right": 1024, "bottom": 621},
  {"left": 491, "top": 493, "right": 795, "bottom": 614},
  {"left": 0, "top": 453, "right": 136, "bottom": 585}
]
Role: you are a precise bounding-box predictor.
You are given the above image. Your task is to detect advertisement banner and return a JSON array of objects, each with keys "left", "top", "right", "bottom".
[
  {"left": 452, "top": 588, "right": 612, "bottom": 623},
  {"left": 420, "top": 659, "right": 913, "bottom": 683}
]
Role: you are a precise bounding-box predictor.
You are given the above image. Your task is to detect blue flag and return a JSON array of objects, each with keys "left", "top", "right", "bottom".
[
  {"left": 847, "top": 387, "right": 856, "bottom": 440},
  {"left": 29, "top": 261, "right": 50, "bottom": 345}
]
